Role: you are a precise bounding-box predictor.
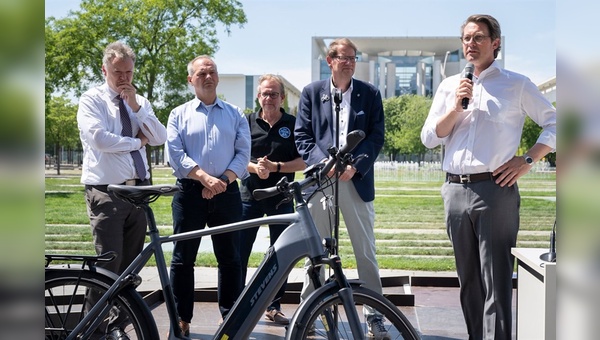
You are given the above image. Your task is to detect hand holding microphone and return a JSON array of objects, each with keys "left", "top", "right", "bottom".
[{"left": 458, "top": 62, "right": 474, "bottom": 110}]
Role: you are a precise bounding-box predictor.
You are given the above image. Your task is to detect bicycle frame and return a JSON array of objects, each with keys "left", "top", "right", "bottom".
[{"left": 49, "top": 130, "right": 368, "bottom": 340}]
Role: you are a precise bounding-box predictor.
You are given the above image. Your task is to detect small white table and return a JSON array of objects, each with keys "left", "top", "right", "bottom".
[{"left": 511, "top": 247, "right": 556, "bottom": 340}]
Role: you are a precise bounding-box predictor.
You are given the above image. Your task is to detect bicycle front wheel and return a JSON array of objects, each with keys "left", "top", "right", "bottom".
[
  {"left": 45, "top": 268, "right": 159, "bottom": 340},
  {"left": 289, "top": 286, "right": 420, "bottom": 340}
]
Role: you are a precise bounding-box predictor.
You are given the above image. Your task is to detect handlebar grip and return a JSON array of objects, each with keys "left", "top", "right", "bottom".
[
  {"left": 321, "top": 129, "right": 365, "bottom": 175},
  {"left": 252, "top": 185, "right": 281, "bottom": 201},
  {"left": 341, "top": 129, "right": 366, "bottom": 154}
]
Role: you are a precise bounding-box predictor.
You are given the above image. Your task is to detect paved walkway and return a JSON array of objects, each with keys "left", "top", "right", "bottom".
[{"left": 139, "top": 267, "right": 516, "bottom": 339}]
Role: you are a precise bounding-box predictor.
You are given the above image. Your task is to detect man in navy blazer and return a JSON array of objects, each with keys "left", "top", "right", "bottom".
[{"left": 294, "top": 38, "right": 388, "bottom": 338}]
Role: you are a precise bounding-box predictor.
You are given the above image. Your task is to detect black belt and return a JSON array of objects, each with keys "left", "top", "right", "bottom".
[
  {"left": 446, "top": 172, "right": 495, "bottom": 184},
  {"left": 85, "top": 179, "right": 149, "bottom": 191}
]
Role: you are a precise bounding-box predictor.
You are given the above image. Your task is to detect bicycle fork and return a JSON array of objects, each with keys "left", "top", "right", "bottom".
[{"left": 310, "top": 255, "right": 365, "bottom": 340}]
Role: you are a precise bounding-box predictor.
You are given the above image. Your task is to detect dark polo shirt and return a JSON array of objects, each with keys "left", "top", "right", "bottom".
[{"left": 241, "top": 108, "right": 300, "bottom": 202}]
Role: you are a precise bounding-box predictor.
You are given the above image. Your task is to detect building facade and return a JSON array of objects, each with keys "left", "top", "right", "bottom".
[
  {"left": 310, "top": 36, "right": 506, "bottom": 98},
  {"left": 538, "top": 76, "right": 556, "bottom": 103},
  {"left": 217, "top": 74, "right": 301, "bottom": 115}
]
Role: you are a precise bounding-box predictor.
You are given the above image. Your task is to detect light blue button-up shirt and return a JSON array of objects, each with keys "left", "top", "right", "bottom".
[{"left": 167, "top": 97, "right": 250, "bottom": 180}]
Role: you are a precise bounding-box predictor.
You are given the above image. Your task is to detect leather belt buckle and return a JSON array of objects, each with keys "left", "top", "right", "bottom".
[
  {"left": 125, "top": 179, "right": 137, "bottom": 186},
  {"left": 459, "top": 174, "right": 471, "bottom": 183}
]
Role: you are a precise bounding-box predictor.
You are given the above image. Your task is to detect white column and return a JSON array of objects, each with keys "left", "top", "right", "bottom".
[
  {"left": 369, "top": 59, "right": 375, "bottom": 85},
  {"left": 386, "top": 62, "right": 396, "bottom": 98},
  {"left": 433, "top": 59, "right": 442, "bottom": 95},
  {"left": 416, "top": 61, "right": 426, "bottom": 96},
  {"left": 379, "top": 60, "right": 386, "bottom": 97}
]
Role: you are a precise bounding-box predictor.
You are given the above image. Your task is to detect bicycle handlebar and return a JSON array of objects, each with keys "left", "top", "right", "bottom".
[{"left": 252, "top": 129, "right": 366, "bottom": 201}]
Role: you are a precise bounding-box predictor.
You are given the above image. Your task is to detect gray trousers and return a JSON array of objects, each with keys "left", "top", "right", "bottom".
[
  {"left": 302, "top": 180, "right": 383, "bottom": 318},
  {"left": 441, "top": 180, "right": 520, "bottom": 340},
  {"left": 84, "top": 185, "right": 147, "bottom": 275}
]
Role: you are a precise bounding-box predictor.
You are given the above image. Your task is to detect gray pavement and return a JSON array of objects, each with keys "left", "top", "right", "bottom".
[{"left": 139, "top": 267, "right": 516, "bottom": 339}]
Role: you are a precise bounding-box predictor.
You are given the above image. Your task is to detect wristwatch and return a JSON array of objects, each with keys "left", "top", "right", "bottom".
[
  {"left": 523, "top": 154, "right": 534, "bottom": 165},
  {"left": 219, "top": 174, "right": 230, "bottom": 185}
]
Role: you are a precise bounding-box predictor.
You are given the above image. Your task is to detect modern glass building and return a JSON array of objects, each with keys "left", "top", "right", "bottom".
[{"left": 311, "top": 36, "right": 505, "bottom": 98}]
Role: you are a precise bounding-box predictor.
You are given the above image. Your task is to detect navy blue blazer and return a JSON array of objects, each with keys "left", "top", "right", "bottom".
[{"left": 294, "top": 78, "right": 385, "bottom": 202}]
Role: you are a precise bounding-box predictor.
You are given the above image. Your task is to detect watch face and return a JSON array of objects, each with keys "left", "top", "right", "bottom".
[{"left": 525, "top": 156, "right": 533, "bottom": 164}]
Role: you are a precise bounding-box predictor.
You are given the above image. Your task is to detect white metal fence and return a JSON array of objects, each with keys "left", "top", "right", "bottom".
[{"left": 373, "top": 161, "right": 555, "bottom": 182}]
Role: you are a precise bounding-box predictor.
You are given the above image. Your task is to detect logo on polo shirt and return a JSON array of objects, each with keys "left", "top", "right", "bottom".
[{"left": 279, "top": 127, "right": 291, "bottom": 138}]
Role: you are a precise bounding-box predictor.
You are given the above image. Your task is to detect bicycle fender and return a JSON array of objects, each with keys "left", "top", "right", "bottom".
[
  {"left": 300, "top": 279, "right": 364, "bottom": 307},
  {"left": 45, "top": 265, "right": 119, "bottom": 282}
]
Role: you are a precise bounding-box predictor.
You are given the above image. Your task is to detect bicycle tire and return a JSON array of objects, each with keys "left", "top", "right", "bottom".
[
  {"left": 45, "top": 268, "right": 159, "bottom": 340},
  {"left": 288, "top": 285, "right": 420, "bottom": 340}
]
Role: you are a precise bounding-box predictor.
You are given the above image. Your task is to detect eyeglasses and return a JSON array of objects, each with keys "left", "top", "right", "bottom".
[
  {"left": 460, "top": 34, "right": 490, "bottom": 44},
  {"left": 260, "top": 92, "right": 280, "bottom": 99},
  {"left": 332, "top": 55, "right": 358, "bottom": 63}
]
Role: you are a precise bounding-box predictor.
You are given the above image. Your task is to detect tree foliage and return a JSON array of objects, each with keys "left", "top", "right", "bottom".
[
  {"left": 45, "top": 0, "right": 247, "bottom": 124},
  {"left": 520, "top": 102, "right": 556, "bottom": 166},
  {"left": 45, "top": 95, "right": 79, "bottom": 174},
  {"left": 382, "top": 95, "right": 432, "bottom": 161}
]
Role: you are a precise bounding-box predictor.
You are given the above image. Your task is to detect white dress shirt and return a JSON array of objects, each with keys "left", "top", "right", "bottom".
[
  {"left": 77, "top": 83, "right": 167, "bottom": 184},
  {"left": 330, "top": 79, "right": 353, "bottom": 150},
  {"left": 421, "top": 61, "right": 556, "bottom": 174}
]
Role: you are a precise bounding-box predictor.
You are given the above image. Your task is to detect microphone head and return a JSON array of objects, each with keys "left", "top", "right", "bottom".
[
  {"left": 539, "top": 251, "right": 556, "bottom": 262},
  {"left": 464, "top": 62, "right": 474, "bottom": 73},
  {"left": 462, "top": 62, "right": 474, "bottom": 86},
  {"left": 333, "top": 88, "right": 343, "bottom": 104}
]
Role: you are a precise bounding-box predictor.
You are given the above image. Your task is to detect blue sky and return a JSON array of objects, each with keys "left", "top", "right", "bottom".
[{"left": 46, "top": 0, "right": 564, "bottom": 91}]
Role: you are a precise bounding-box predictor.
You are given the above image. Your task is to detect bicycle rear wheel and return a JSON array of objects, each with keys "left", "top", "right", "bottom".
[
  {"left": 288, "top": 286, "right": 420, "bottom": 340},
  {"left": 45, "top": 268, "right": 159, "bottom": 340}
]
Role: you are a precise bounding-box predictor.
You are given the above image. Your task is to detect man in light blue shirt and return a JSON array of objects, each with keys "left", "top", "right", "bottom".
[{"left": 166, "top": 55, "right": 250, "bottom": 335}]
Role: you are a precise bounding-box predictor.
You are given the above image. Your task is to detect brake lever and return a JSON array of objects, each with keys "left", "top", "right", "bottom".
[
  {"left": 351, "top": 153, "right": 368, "bottom": 164},
  {"left": 339, "top": 153, "right": 368, "bottom": 170},
  {"left": 275, "top": 196, "right": 293, "bottom": 210}
]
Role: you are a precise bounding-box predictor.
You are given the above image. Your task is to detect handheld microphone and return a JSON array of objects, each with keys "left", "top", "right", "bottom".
[
  {"left": 461, "top": 62, "right": 474, "bottom": 109},
  {"left": 539, "top": 220, "right": 556, "bottom": 262},
  {"left": 333, "top": 88, "right": 342, "bottom": 105}
]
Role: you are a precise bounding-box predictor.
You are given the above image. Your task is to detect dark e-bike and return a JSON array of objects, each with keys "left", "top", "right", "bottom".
[{"left": 45, "top": 130, "right": 420, "bottom": 340}]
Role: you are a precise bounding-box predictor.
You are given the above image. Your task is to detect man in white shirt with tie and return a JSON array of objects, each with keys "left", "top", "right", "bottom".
[{"left": 77, "top": 41, "right": 167, "bottom": 277}]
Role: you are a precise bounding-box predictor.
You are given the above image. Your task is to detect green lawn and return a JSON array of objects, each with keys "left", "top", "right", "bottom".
[{"left": 45, "top": 167, "right": 556, "bottom": 271}]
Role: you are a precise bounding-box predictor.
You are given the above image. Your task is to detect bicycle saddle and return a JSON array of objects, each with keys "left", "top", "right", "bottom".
[{"left": 108, "top": 184, "right": 181, "bottom": 205}]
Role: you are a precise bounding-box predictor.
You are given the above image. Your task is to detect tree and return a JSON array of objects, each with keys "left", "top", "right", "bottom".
[
  {"left": 45, "top": 96, "right": 79, "bottom": 175},
  {"left": 45, "top": 0, "right": 247, "bottom": 173},
  {"left": 382, "top": 95, "right": 432, "bottom": 161},
  {"left": 520, "top": 102, "right": 556, "bottom": 166}
]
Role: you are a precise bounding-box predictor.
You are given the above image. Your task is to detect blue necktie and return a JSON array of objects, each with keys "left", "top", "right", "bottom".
[{"left": 118, "top": 96, "right": 146, "bottom": 181}]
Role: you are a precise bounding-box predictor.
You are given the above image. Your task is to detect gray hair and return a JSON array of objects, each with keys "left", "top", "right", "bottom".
[
  {"left": 102, "top": 41, "right": 136, "bottom": 67},
  {"left": 187, "top": 55, "right": 217, "bottom": 76},
  {"left": 257, "top": 74, "right": 286, "bottom": 97}
]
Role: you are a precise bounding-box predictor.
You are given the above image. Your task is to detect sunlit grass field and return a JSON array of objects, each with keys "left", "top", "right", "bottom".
[{"left": 45, "top": 166, "right": 555, "bottom": 271}]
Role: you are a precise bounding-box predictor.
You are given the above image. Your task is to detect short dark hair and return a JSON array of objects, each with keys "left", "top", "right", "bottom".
[{"left": 461, "top": 14, "right": 502, "bottom": 58}]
